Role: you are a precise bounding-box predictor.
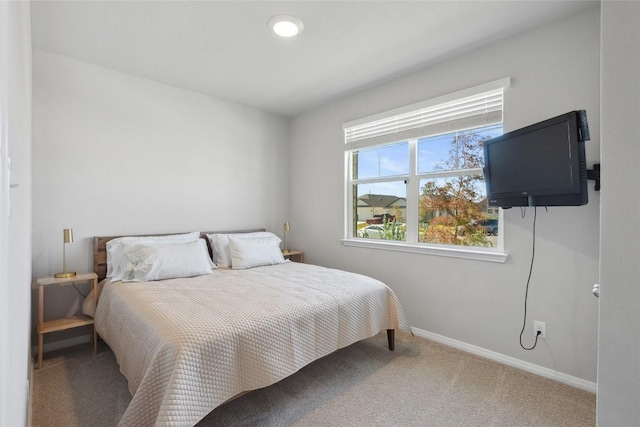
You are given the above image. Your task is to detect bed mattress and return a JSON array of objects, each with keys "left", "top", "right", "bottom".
[{"left": 95, "top": 261, "right": 409, "bottom": 426}]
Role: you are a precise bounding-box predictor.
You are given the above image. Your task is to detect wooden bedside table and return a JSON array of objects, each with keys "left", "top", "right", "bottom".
[
  {"left": 283, "top": 249, "right": 304, "bottom": 263},
  {"left": 36, "top": 272, "right": 98, "bottom": 369}
]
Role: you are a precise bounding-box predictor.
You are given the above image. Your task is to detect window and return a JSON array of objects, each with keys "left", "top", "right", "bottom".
[{"left": 344, "top": 79, "right": 510, "bottom": 259}]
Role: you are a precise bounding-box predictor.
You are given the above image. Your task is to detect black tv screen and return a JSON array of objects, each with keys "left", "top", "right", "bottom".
[{"left": 483, "top": 110, "right": 589, "bottom": 208}]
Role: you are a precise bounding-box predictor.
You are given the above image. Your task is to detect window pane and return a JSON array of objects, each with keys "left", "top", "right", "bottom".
[
  {"left": 419, "top": 176, "right": 497, "bottom": 247},
  {"left": 353, "top": 181, "right": 406, "bottom": 241},
  {"left": 417, "top": 133, "right": 453, "bottom": 172},
  {"left": 353, "top": 141, "right": 409, "bottom": 180},
  {"left": 418, "top": 124, "right": 503, "bottom": 173}
]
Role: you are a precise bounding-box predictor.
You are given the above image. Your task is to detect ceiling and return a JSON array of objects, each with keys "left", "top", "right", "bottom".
[{"left": 30, "top": 1, "right": 599, "bottom": 117}]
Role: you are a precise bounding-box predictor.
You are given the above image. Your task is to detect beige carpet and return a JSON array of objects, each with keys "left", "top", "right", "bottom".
[{"left": 33, "top": 332, "right": 595, "bottom": 426}]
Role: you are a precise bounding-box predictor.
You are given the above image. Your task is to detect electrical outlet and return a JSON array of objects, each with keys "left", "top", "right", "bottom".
[{"left": 534, "top": 320, "right": 546, "bottom": 339}]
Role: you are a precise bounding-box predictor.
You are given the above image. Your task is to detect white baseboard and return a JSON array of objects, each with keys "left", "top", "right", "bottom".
[{"left": 411, "top": 327, "right": 597, "bottom": 394}]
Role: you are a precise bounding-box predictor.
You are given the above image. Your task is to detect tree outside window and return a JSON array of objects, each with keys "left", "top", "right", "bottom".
[{"left": 419, "top": 126, "right": 502, "bottom": 247}]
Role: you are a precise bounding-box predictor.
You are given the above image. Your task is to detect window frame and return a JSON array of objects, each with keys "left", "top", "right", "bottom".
[{"left": 342, "top": 79, "right": 510, "bottom": 263}]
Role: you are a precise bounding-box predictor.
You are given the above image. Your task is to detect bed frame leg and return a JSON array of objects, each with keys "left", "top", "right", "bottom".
[{"left": 387, "top": 329, "right": 395, "bottom": 351}]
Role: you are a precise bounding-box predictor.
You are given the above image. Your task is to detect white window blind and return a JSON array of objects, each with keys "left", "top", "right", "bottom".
[{"left": 344, "top": 78, "right": 510, "bottom": 150}]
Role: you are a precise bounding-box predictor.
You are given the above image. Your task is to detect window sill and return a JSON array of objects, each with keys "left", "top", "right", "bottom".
[{"left": 340, "top": 238, "right": 508, "bottom": 263}]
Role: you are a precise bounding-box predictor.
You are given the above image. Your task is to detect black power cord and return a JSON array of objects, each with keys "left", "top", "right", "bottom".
[
  {"left": 71, "top": 281, "right": 88, "bottom": 298},
  {"left": 519, "top": 206, "right": 540, "bottom": 351}
]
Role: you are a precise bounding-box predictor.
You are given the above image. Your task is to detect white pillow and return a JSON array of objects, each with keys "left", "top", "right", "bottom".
[
  {"left": 122, "top": 239, "right": 215, "bottom": 282},
  {"left": 106, "top": 231, "right": 200, "bottom": 281},
  {"left": 207, "top": 232, "right": 280, "bottom": 268},
  {"left": 229, "top": 236, "right": 286, "bottom": 269}
]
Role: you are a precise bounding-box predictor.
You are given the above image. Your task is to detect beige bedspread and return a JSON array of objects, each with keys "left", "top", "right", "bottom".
[{"left": 95, "top": 262, "right": 409, "bottom": 426}]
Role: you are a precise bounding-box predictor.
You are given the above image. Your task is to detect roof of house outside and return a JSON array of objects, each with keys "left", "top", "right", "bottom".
[{"left": 358, "top": 194, "right": 407, "bottom": 208}]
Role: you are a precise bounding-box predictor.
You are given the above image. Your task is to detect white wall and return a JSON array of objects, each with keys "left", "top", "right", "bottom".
[
  {"left": 0, "top": 1, "right": 32, "bottom": 425},
  {"left": 598, "top": 1, "right": 640, "bottom": 424},
  {"left": 291, "top": 8, "right": 600, "bottom": 383},
  {"left": 31, "top": 51, "right": 291, "bottom": 345}
]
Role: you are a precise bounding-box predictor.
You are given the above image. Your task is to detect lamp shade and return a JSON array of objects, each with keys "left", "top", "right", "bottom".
[
  {"left": 55, "top": 228, "right": 76, "bottom": 278},
  {"left": 63, "top": 228, "right": 74, "bottom": 243}
]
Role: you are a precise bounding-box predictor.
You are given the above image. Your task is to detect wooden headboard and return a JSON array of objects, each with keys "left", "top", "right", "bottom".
[{"left": 93, "top": 229, "right": 266, "bottom": 281}]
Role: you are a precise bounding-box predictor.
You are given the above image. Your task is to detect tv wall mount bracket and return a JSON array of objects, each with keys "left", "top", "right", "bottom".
[{"left": 587, "top": 163, "right": 601, "bottom": 191}]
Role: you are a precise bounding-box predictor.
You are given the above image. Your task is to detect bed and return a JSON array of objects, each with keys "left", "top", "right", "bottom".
[{"left": 92, "top": 230, "right": 409, "bottom": 426}]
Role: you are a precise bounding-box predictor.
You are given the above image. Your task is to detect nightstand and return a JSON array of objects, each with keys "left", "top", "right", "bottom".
[
  {"left": 283, "top": 249, "right": 304, "bottom": 263},
  {"left": 36, "top": 272, "right": 98, "bottom": 369}
]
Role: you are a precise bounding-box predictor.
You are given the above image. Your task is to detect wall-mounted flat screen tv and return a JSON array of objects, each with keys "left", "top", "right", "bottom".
[{"left": 483, "top": 110, "right": 590, "bottom": 208}]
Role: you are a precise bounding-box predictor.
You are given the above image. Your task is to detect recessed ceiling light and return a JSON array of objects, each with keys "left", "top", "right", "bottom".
[{"left": 268, "top": 15, "right": 304, "bottom": 38}]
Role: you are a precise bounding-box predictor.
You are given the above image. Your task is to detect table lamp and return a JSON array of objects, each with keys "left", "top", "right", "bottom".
[
  {"left": 283, "top": 222, "right": 290, "bottom": 254},
  {"left": 54, "top": 228, "right": 76, "bottom": 278}
]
